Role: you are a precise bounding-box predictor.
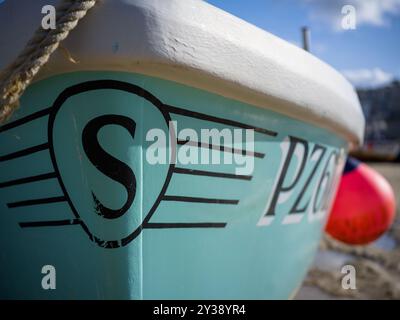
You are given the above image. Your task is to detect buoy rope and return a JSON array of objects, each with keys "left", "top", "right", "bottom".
[{"left": 0, "top": 0, "right": 98, "bottom": 123}]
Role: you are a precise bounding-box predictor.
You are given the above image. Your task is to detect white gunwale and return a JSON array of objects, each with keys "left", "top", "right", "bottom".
[{"left": 0, "top": 0, "right": 365, "bottom": 147}]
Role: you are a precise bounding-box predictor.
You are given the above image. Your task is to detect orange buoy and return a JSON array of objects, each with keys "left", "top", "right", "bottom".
[{"left": 326, "top": 157, "right": 396, "bottom": 245}]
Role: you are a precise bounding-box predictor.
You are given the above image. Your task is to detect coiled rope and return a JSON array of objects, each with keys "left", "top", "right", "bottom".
[{"left": 0, "top": 0, "right": 98, "bottom": 123}]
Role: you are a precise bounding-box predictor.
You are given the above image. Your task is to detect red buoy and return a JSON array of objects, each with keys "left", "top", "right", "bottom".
[{"left": 326, "top": 157, "right": 396, "bottom": 245}]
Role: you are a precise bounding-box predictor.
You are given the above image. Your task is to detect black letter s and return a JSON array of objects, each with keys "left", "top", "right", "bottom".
[{"left": 82, "top": 115, "right": 136, "bottom": 219}]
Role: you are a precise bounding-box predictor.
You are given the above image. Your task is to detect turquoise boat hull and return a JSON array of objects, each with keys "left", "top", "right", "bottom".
[{"left": 0, "top": 71, "right": 346, "bottom": 299}]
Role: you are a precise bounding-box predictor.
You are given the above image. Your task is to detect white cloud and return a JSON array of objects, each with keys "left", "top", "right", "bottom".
[
  {"left": 341, "top": 68, "right": 394, "bottom": 87},
  {"left": 304, "top": 0, "right": 400, "bottom": 30}
]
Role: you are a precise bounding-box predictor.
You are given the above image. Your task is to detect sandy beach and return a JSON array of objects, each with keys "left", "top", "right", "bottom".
[{"left": 296, "top": 162, "right": 400, "bottom": 300}]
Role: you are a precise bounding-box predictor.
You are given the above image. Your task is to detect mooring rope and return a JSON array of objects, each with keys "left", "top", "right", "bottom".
[{"left": 0, "top": 0, "right": 98, "bottom": 123}]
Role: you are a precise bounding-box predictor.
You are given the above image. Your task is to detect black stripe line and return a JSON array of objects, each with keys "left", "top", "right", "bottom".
[
  {"left": 177, "top": 139, "right": 265, "bottom": 158},
  {"left": 145, "top": 222, "right": 227, "bottom": 228},
  {"left": 7, "top": 196, "right": 67, "bottom": 208},
  {"left": 164, "top": 104, "right": 277, "bottom": 137},
  {"left": 0, "top": 143, "right": 49, "bottom": 162},
  {"left": 173, "top": 167, "right": 252, "bottom": 181},
  {"left": 162, "top": 195, "right": 239, "bottom": 205},
  {"left": 0, "top": 107, "right": 52, "bottom": 133},
  {"left": 0, "top": 172, "right": 57, "bottom": 189},
  {"left": 19, "top": 219, "right": 81, "bottom": 228}
]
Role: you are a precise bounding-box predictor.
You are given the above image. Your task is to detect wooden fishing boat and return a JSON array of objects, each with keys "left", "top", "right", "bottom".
[{"left": 0, "top": 0, "right": 364, "bottom": 299}]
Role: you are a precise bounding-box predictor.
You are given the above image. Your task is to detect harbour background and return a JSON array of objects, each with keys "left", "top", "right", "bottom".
[
  {"left": 353, "top": 81, "right": 400, "bottom": 162},
  {"left": 296, "top": 162, "right": 400, "bottom": 299},
  {"left": 296, "top": 78, "right": 400, "bottom": 299}
]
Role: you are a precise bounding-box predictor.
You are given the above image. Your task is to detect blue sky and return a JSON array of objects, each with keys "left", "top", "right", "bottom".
[{"left": 206, "top": 0, "right": 400, "bottom": 88}]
